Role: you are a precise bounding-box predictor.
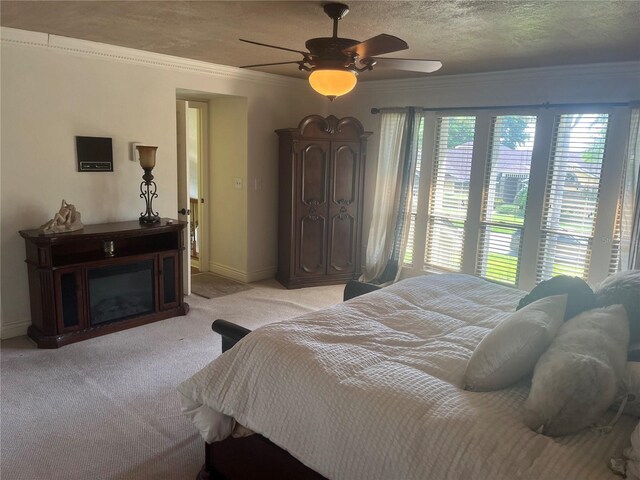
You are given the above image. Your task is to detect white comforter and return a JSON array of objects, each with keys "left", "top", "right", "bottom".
[{"left": 178, "top": 273, "right": 636, "bottom": 480}]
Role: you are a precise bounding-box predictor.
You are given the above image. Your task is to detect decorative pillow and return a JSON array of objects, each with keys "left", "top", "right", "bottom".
[
  {"left": 517, "top": 275, "right": 596, "bottom": 320},
  {"left": 524, "top": 305, "right": 629, "bottom": 436},
  {"left": 595, "top": 270, "right": 640, "bottom": 342},
  {"left": 609, "top": 420, "right": 640, "bottom": 478},
  {"left": 463, "top": 294, "right": 567, "bottom": 392},
  {"left": 610, "top": 361, "right": 640, "bottom": 418}
]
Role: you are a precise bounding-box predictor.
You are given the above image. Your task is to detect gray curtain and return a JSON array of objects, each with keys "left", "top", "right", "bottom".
[
  {"left": 632, "top": 179, "right": 640, "bottom": 269},
  {"left": 622, "top": 107, "right": 640, "bottom": 270},
  {"left": 361, "top": 108, "right": 423, "bottom": 284}
]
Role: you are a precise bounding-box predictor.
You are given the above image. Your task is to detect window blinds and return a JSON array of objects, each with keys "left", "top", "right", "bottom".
[
  {"left": 537, "top": 113, "right": 609, "bottom": 281},
  {"left": 476, "top": 116, "right": 537, "bottom": 285},
  {"left": 424, "top": 116, "right": 476, "bottom": 271}
]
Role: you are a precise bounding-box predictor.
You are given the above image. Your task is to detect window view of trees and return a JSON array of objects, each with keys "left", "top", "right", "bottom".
[
  {"left": 445, "top": 116, "right": 530, "bottom": 149},
  {"left": 401, "top": 109, "right": 617, "bottom": 288},
  {"left": 537, "top": 113, "right": 609, "bottom": 281},
  {"left": 423, "top": 116, "right": 476, "bottom": 271},
  {"left": 477, "top": 115, "right": 536, "bottom": 284}
]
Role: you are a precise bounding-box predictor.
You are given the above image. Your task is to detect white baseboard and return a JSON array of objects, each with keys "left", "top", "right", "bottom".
[
  {"left": 209, "top": 262, "right": 276, "bottom": 283},
  {"left": 245, "top": 266, "right": 277, "bottom": 283},
  {"left": 1, "top": 320, "right": 30, "bottom": 339}
]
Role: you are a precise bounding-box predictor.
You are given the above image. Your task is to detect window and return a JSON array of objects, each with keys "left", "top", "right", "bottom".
[
  {"left": 404, "top": 117, "right": 425, "bottom": 265},
  {"left": 404, "top": 107, "right": 628, "bottom": 289},
  {"left": 537, "top": 114, "right": 609, "bottom": 281},
  {"left": 424, "top": 116, "right": 476, "bottom": 271},
  {"left": 477, "top": 115, "right": 537, "bottom": 285}
]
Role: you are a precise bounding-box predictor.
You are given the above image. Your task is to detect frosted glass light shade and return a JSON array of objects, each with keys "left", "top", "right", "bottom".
[
  {"left": 137, "top": 145, "right": 158, "bottom": 169},
  {"left": 308, "top": 70, "right": 357, "bottom": 100}
]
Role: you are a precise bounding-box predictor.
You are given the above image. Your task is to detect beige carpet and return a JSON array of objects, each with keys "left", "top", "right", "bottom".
[
  {"left": 190, "top": 273, "right": 252, "bottom": 299},
  {"left": 0, "top": 278, "right": 344, "bottom": 480}
]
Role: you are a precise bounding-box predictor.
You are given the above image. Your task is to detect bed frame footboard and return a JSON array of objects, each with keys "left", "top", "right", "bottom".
[
  {"left": 199, "top": 435, "right": 327, "bottom": 480},
  {"left": 343, "top": 279, "right": 381, "bottom": 301},
  {"left": 211, "top": 319, "right": 251, "bottom": 353}
]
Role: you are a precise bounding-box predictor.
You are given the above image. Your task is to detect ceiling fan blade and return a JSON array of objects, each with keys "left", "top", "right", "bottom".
[
  {"left": 239, "top": 38, "right": 309, "bottom": 56},
  {"left": 240, "top": 61, "right": 303, "bottom": 69},
  {"left": 343, "top": 34, "right": 408, "bottom": 58},
  {"left": 372, "top": 58, "right": 443, "bottom": 73}
]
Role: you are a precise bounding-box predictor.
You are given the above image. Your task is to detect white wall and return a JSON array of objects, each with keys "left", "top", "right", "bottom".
[
  {"left": 0, "top": 28, "right": 327, "bottom": 338},
  {"left": 329, "top": 63, "right": 640, "bottom": 259}
]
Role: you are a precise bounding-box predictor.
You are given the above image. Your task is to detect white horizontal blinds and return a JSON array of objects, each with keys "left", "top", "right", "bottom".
[
  {"left": 424, "top": 116, "right": 476, "bottom": 271},
  {"left": 477, "top": 115, "right": 537, "bottom": 285},
  {"left": 404, "top": 117, "right": 425, "bottom": 266},
  {"left": 537, "top": 113, "right": 609, "bottom": 281}
]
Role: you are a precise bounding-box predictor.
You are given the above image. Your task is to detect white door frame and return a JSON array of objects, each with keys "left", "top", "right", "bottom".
[
  {"left": 189, "top": 101, "right": 210, "bottom": 274},
  {"left": 176, "top": 100, "right": 191, "bottom": 295},
  {"left": 177, "top": 99, "right": 211, "bottom": 295}
]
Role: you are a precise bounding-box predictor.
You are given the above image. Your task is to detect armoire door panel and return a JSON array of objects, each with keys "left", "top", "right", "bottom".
[
  {"left": 328, "top": 213, "right": 355, "bottom": 273},
  {"left": 332, "top": 144, "right": 358, "bottom": 205},
  {"left": 298, "top": 215, "right": 326, "bottom": 274},
  {"left": 300, "top": 143, "right": 328, "bottom": 206}
]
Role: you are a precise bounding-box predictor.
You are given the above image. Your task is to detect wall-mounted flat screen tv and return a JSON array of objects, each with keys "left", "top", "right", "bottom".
[{"left": 76, "top": 136, "right": 113, "bottom": 172}]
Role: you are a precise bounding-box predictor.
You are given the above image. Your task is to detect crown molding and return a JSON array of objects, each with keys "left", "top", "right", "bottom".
[
  {"left": 0, "top": 26, "right": 307, "bottom": 90},
  {"left": 358, "top": 61, "right": 640, "bottom": 95},
  {"left": 3, "top": 27, "right": 638, "bottom": 100}
]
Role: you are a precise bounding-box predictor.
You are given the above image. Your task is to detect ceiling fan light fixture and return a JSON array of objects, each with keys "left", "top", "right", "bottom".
[{"left": 308, "top": 69, "right": 357, "bottom": 101}]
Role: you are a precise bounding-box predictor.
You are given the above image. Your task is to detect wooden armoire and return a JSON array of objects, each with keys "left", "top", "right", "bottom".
[{"left": 275, "top": 115, "right": 371, "bottom": 289}]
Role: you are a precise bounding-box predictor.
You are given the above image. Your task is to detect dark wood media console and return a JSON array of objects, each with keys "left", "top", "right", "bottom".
[{"left": 20, "top": 219, "right": 189, "bottom": 348}]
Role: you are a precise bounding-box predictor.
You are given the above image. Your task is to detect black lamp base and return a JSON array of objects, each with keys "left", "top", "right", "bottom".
[{"left": 139, "top": 215, "right": 161, "bottom": 225}]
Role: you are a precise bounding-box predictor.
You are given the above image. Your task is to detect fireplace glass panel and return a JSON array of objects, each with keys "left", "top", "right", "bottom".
[
  {"left": 88, "top": 260, "right": 155, "bottom": 325},
  {"left": 60, "top": 272, "right": 79, "bottom": 328},
  {"left": 163, "top": 256, "right": 176, "bottom": 305}
]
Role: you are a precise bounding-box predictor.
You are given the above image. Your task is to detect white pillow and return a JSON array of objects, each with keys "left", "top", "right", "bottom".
[
  {"left": 463, "top": 294, "right": 567, "bottom": 392},
  {"left": 595, "top": 269, "right": 640, "bottom": 342},
  {"left": 524, "top": 305, "right": 629, "bottom": 436}
]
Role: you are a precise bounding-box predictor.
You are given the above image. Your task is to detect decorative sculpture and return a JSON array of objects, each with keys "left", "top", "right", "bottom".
[{"left": 40, "top": 199, "right": 83, "bottom": 234}]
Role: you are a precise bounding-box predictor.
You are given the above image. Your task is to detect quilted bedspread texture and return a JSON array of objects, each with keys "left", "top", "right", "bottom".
[{"left": 178, "top": 273, "right": 636, "bottom": 480}]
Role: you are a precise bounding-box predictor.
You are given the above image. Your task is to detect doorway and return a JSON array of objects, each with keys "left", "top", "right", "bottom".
[{"left": 176, "top": 99, "right": 209, "bottom": 294}]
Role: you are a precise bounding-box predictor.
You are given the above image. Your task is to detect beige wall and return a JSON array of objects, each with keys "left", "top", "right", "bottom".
[
  {"left": 0, "top": 28, "right": 327, "bottom": 338},
  {"left": 209, "top": 96, "right": 249, "bottom": 278}
]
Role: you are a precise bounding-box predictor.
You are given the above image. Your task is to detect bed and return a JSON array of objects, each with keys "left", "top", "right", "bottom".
[{"left": 178, "top": 273, "right": 637, "bottom": 480}]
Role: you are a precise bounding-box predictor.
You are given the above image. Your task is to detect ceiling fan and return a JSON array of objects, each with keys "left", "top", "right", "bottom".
[{"left": 239, "top": 2, "right": 442, "bottom": 100}]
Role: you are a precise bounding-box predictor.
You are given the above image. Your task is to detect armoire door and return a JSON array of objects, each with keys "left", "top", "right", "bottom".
[
  {"left": 327, "top": 141, "right": 361, "bottom": 276},
  {"left": 294, "top": 140, "right": 330, "bottom": 278}
]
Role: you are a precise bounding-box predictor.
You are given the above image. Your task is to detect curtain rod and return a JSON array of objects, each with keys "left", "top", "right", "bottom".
[{"left": 371, "top": 101, "right": 634, "bottom": 114}]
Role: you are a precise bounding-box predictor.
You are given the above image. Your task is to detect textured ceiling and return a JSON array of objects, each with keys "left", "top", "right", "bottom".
[{"left": 2, "top": 1, "right": 639, "bottom": 81}]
